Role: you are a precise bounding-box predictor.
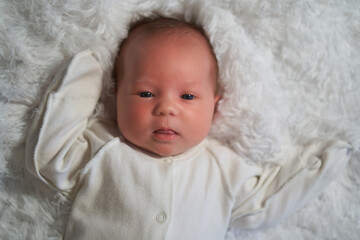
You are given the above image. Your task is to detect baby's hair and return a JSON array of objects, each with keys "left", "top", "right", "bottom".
[{"left": 114, "top": 16, "right": 219, "bottom": 94}]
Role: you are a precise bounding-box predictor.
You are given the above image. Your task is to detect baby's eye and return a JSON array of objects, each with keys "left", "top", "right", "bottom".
[
  {"left": 138, "top": 92, "right": 153, "bottom": 98},
  {"left": 181, "top": 94, "right": 195, "bottom": 100}
]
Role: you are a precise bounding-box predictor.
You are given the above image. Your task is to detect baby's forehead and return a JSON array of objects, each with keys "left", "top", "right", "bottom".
[{"left": 120, "top": 27, "right": 217, "bottom": 71}]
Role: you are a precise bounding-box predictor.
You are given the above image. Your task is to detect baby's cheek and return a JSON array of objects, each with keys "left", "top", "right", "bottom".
[
  {"left": 125, "top": 103, "right": 153, "bottom": 136},
  {"left": 187, "top": 108, "right": 213, "bottom": 135},
  {"left": 117, "top": 101, "right": 138, "bottom": 128},
  {"left": 128, "top": 103, "right": 149, "bottom": 121}
]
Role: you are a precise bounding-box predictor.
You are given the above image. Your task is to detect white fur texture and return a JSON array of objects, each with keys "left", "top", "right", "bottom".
[{"left": 0, "top": 0, "right": 359, "bottom": 239}]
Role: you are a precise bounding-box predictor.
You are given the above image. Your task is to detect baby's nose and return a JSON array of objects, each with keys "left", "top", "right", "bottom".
[{"left": 153, "top": 98, "right": 179, "bottom": 116}]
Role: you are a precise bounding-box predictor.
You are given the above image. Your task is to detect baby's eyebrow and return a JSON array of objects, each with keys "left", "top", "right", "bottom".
[
  {"left": 178, "top": 80, "right": 205, "bottom": 87},
  {"left": 131, "top": 76, "right": 206, "bottom": 89},
  {"left": 132, "top": 77, "right": 154, "bottom": 84}
]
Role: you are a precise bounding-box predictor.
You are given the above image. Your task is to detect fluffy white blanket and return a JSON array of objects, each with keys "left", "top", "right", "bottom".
[{"left": 0, "top": 0, "right": 359, "bottom": 239}]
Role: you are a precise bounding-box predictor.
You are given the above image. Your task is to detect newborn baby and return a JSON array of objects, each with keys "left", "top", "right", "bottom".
[
  {"left": 26, "top": 17, "right": 352, "bottom": 240},
  {"left": 114, "top": 17, "right": 220, "bottom": 157}
]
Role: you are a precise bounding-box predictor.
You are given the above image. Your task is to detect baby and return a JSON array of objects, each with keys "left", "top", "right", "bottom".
[
  {"left": 26, "top": 17, "right": 352, "bottom": 240},
  {"left": 114, "top": 17, "right": 220, "bottom": 157}
]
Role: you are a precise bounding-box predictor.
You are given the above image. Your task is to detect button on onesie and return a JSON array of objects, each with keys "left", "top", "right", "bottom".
[{"left": 156, "top": 212, "right": 167, "bottom": 224}]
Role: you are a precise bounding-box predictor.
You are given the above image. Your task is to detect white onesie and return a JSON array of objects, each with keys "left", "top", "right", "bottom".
[{"left": 25, "top": 50, "right": 352, "bottom": 240}]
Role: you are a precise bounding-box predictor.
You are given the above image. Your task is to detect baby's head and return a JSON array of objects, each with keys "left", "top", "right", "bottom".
[{"left": 114, "top": 17, "right": 219, "bottom": 156}]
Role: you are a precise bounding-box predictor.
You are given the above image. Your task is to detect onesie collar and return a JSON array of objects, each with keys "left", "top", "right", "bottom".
[{"left": 121, "top": 137, "right": 207, "bottom": 163}]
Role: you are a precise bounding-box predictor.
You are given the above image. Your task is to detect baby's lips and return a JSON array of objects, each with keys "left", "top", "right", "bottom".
[
  {"left": 153, "top": 129, "right": 179, "bottom": 135},
  {"left": 152, "top": 128, "right": 180, "bottom": 142}
]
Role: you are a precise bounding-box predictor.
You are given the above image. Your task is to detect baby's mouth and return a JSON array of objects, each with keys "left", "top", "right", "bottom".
[
  {"left": 153, "top": 129, "right": 178, "bottom": 134},
  {"left": 152, "top": 128, "right": 179, "bottom": 141}
]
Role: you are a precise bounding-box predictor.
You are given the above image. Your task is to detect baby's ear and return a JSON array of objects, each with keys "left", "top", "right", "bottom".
[
  {"left": 214, "top": 95, "right": 221, "bottom": 114},
  {"left": 214, "top": 95, "right": 220, "bottom": 104}
]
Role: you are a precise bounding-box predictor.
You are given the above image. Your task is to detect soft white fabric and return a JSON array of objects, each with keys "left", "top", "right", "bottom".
[
  {"left": 1, "top": 1, "right": 359, "bottom": 239},
  {"left": 25, "top": 50, "right": 352, "bottom": 239}
]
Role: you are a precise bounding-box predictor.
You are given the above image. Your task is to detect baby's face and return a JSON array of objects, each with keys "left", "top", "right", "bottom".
[{"left": 116, "top": 32, "right": 219, "bottom": 156}]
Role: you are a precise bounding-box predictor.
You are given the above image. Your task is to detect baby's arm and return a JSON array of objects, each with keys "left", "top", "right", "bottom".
[
  {"left": 230, "top": 139, "right": 352, "bottom": 230},
  {"left": 25, "top": 50, "right": 105, "bottom": 193}
]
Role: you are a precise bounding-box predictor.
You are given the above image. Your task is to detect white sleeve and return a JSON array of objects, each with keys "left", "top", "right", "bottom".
[
  {"left": 230, "top": 139, "right": 352, "bottom": 230},
  {"left": 25, "top": 50, "right": 104, "bottom": 193}
]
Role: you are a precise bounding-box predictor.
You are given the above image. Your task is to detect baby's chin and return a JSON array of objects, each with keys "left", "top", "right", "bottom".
[{"left": 140, "top": 141, "right": 198, "bottom": 157}]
